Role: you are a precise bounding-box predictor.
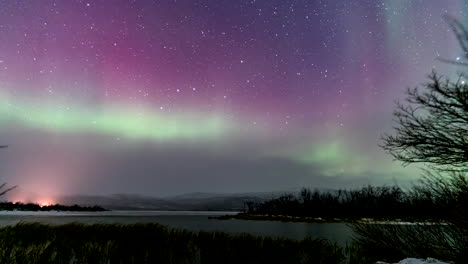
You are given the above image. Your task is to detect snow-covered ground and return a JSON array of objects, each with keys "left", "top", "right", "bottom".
[{"left": 377, "top": 258, "right": 451, "bottom": 264}]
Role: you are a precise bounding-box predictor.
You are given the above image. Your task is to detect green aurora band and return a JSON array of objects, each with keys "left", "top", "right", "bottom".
[
  {"left": 0, "top": 93, "right": 419, "bottom": 182},
  {"left": 0, "top": 95, "right": 230, "bottom": 141}
]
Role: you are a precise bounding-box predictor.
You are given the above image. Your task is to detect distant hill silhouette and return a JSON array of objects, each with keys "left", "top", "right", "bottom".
[{"left": 56, "top": 193, "right": 266, "bottom": 211}]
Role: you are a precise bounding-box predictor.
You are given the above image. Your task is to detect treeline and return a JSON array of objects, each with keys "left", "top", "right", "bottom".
[
  {"left": 0, "top": 202, "right": 106, "bottom": 212},
  {"left": 244, "top": 179, "right": 466, "bottom": 221}
]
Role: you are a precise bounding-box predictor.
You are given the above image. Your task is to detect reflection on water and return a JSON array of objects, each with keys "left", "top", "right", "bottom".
[{"left": 0, "top": 211, "right": 354, "bottom": 245}]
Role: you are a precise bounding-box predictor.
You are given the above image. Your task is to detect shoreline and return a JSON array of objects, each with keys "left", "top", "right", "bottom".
[{"left": 210, "top": 213, "right": 444, "bottom": 224}]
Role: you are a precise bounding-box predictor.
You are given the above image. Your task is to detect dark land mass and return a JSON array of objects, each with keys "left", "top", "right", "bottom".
[
  {"left": 225, "top": 185, "right": 465, "bottom": 224},
  {"left": 0, "top": 202, "right": 106, "bottom": 212}
]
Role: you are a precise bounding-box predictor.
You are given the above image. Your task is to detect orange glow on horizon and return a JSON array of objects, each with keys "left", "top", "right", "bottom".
[
  {"left": 5, "top": 186, "right": 59, "bottom": 208},
  {"left": 38, "top": 200, "right": 54, "bottom": 207},
  {"left": 10, "top": 199, "right": 55, "bottom": 207},
  {"left": 39, "top": 202, "right": 51, "bottom": 207}
]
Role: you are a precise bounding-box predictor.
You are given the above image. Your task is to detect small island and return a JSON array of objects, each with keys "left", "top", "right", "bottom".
[{"left": 0, "top": 202, "right": 107, "bottom": 212}]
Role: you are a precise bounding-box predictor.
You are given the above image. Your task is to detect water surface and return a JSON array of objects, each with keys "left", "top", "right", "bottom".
[{"left": 0, "top": 211, "right": 354, "bottom": 245}]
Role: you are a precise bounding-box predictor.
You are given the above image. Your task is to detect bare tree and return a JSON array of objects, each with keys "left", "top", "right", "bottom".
[
  {"left": 382, "top": 15, "right": 468, "bottom": 172},
  {"left": 381, "top": 72, "right": 468, "bottom": 172},
  {"left": 0, "top": 145, "right": 16, "bottom": 196},
  {"left": 0, "top": 183, "right": 16, "bottom": 196},
  {"left": 365, "top": 17, "right": 468, "bottom": 262}
]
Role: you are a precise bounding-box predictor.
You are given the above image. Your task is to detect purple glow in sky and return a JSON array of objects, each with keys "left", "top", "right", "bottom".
[{"left": 0, "top": 0, "right": 465, "bottom": 198}]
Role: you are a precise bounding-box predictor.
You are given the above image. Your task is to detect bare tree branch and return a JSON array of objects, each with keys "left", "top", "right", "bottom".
[
  {"left": 0, "top": 146, "right": 15, "bottom": 197},
  {"left": 381, "top": 72, "right": 468, "bottom": 172}
]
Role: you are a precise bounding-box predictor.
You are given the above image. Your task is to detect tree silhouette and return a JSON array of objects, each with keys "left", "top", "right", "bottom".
[
  {"left": 0, "top": 145, "right": 16, "bottom": 196},
  {"left": 370, "top": 17, "right": 468, "bottom": 261},
  {"left": 381, "top": 16, "right": 468, "bottom": 172},
  {"left": 381, "top": 72, "right": 468, "bottom": 172}
]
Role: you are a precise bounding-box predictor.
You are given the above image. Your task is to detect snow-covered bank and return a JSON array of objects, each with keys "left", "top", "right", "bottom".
[{"left": 377, "top": 258, "right": 451, "bottom": 264}]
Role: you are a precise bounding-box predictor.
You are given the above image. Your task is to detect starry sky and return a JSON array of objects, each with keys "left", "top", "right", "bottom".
[{"left": 0, "top": 0, "right": 466, "bottom": 199}]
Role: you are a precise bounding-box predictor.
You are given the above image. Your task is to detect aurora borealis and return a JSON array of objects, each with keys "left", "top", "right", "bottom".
[{"left": 0, "top": 0, "right": 466, "bottom": 198}]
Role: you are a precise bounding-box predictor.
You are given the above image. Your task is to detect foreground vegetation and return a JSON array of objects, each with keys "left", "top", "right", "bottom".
[
  {"left": 0, "top": 222, "right": 462, "bottom": 264},
  {"left": 352, "top": 222, "right": 466, "bottom": 264},
  {"left": 0, "top": 223, "right": 345, "bottom": 264}
]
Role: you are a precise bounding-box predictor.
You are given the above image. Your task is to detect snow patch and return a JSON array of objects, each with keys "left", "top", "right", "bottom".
[{"left": 377, "top": 258, "right": 451, "bottom": 264}]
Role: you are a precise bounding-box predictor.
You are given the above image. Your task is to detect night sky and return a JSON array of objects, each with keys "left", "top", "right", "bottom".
[{"left": 0, "top": 0, "right": 465, "bottom": 200}]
